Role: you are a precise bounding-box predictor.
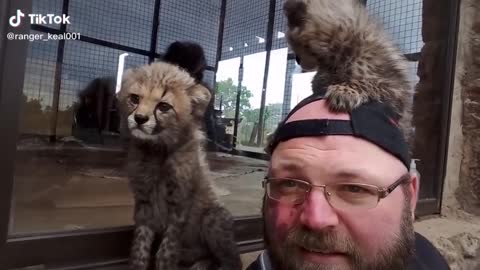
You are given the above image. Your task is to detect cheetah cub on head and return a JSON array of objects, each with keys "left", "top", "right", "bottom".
[
  {"left": 284, "top": 0, "right": 414, "bottom": 142},
  {"left": 117, "top": 61, "right": 242, "bottom": 270}
]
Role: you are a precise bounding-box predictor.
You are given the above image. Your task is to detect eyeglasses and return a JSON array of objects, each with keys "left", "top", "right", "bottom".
[{"left": 262, "top": 173, "right": 411, "bottom": 210}]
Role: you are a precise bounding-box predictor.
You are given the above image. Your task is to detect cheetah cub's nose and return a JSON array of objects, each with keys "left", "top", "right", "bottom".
[{"left": 134, "top": 114, "right": 149, "bottom": 125}]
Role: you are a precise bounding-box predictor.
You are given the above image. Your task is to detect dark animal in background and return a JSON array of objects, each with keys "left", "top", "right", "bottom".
[{"left": 163, "top": 41, "right": 218, "bottom": 150}]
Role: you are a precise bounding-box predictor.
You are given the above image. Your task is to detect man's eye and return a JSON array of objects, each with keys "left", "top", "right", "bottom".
[
  {"left": 157, "top": 102, "right": 173, "bottom": 112},
  {"left": 280, "top": 180, "right": 298, "bottom": 188},
  {"left": 339, "top": 184, "right": 372, "bottom": 194},
  {"left": 129, "top": 94, "right": 140, "bottom": 105}
]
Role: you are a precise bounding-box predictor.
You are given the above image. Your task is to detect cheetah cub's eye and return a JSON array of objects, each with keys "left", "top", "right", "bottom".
[
  {"left": 156, "top": 102, "right": 173, "bottom": 112},
  {"left": 129, "top": 94, "right": 140, "bottom": 105}
]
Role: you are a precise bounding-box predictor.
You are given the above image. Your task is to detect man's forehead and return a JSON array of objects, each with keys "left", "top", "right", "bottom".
[
  {"left": 268, "top": 136, "right": 407, "bottom": 184},
  {"left": 285, "top": 99, "right": 350, "bottom": 123}
]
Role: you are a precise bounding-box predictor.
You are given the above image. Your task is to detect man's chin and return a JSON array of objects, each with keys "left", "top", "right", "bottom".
[{"left": 273, "top": 245, "right": 352, "bottom": 270}]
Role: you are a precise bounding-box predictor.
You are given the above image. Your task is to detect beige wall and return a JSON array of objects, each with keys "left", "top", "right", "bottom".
[
  {"left": 443, "top": 0, "right": 480, "bottom": 217},
  {"left": 441, "top": 0, "right": 469, "bottom": 217}
]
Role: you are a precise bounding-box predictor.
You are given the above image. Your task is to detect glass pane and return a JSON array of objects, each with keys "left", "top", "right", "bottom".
[
  {"left": 215, "top": 57, "right": 241, "bottom": 150},
  {"left": 12, "top": 0, "right": 272, "bottom": 233},
  {"left": 290, "top": 70, "right": 316, "bottom": 110},
  {"left": 260, "top": 48, "right": 288, "bottom": 149},
  {"left": 236, "top": 52, "right": 266, "bottom": 153},
  {"left": 12, "top": 36, "right": 148, "bottom": 235},
  {"left": 12, "top": 35, "right": 267, "bottom": 234}
]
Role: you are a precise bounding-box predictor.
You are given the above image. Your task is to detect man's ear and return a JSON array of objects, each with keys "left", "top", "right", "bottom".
[{"left": 189, "top": 84, "right": 211, "bottom": 118}]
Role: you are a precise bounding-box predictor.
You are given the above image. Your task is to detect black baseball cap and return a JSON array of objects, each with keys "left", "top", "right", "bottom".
[{"left": 267, "top": 94, "right": 411, "bottom": 170}]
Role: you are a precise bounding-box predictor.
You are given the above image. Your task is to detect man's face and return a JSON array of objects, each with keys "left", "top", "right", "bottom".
[{"left": 264, "top": 135, "right": 418, "bottom": 270}]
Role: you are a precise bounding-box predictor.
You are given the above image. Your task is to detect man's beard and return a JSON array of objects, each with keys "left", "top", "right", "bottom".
[{"left": 263, "top": 196, "right": 415, "bottom": 270}]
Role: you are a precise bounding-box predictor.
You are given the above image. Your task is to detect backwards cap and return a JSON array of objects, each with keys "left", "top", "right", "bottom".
[{"left": 267, "top": 94, "right": 411, "bottom": 170}]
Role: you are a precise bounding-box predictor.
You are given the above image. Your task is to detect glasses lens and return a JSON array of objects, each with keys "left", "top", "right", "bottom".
[
  {"left": 327, "top": 183, "right": 379, "bottom": 209},
  {"left": 267, "top": 179, "right": 309, "bottom": 204}
]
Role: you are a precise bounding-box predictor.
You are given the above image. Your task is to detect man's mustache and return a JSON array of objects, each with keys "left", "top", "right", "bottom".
[{"left": 286, "top": 227, "right": 356, "bottom": 255}]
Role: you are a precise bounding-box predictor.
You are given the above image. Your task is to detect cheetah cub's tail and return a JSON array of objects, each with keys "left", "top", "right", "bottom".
[{"left": 284, "top": 0, "right": 412, "bottom": 119}]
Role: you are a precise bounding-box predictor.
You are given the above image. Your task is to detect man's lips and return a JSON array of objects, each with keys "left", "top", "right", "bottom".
[
  {"left": 300, "top": 247, "right": 348, "bottom": 264},
  {"left": 301, "top": 246, "right": 346, "bottom": 255}
]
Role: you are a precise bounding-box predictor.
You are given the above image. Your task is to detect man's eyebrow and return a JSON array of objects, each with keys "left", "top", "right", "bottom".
[
  {"left": 276, "top": 159, "right": 303, "bottom": 171},
  {"left": 333, "top": 170, "right": 381, "bottom": 184}
]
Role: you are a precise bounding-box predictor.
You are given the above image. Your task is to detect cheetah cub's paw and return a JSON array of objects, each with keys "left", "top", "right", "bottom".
[{"left": 325, "top": 84, "right": 370, "bottom": 112}]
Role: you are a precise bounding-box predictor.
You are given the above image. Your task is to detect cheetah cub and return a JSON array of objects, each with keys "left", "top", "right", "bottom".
[
  {"left": 284, "top": 0, "right": 414, "bottom": 140},
  {"left": 117, "top": 61, "right": 242, "bottom": 270}
]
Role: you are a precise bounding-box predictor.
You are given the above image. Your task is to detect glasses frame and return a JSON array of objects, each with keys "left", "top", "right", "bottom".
[{"left": 262, "top": 173, "right": 412, "bottom": 208}]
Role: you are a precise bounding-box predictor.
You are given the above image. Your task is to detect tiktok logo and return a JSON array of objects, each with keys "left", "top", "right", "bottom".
[{"left": 9, "top": 9, "right": 25, "bottom": 27}]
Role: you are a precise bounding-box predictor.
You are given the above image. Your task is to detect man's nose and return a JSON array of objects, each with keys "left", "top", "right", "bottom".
[
  {"left": 300, "top": 188, "right": 339, "bottom": 230},
  {"left": 134, "top": 114, "right": 149, "bottom": 125}
]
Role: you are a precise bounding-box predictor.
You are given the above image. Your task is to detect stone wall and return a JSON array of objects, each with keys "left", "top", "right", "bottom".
[
  {"left": 416, "top": 0, "right": 480, "bottom": 268},
  {"left": 456, "top": 0, "right": 480, "bottom": 217}
]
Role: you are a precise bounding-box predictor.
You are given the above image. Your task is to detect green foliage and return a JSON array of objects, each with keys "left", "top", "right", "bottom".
[{"left": 215, "top": 78, "right": 253, "bottom": 118}]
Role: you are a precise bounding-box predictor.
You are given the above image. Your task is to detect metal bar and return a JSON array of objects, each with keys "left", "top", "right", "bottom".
[
  {"left": 213, "top": 0, "right": 227, "bottom": 90},
  {"left": 4, "top": 216, "right": 263, "bottom": 268},
  {"left": 436, "top": 0, "right": 461, "bottom": 212},
  {"left": 0, "top": 0, "right": 9, "bottom": 77},
  {"left": 48, "top": 0, "right": 70, "bottom": 142},
  {"left": 232, "top": 56, "right": 244, "bottom": 148},
  {"left": 257, "top": 0, "right": 277, "bottom": 146},
  {"left": 404, "top": 52, "right": 421, "bottom": 62},
  {"left": 0, "top": 0, "right": 32, "bottom": 265},
  {"left": 149, "top": 0, "right": 162, "bottom": 63}
]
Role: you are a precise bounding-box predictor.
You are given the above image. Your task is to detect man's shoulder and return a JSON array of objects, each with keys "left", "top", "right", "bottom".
[
  {"left": 409, "top": 232, "right": 450, "bottom": 270},
  {"left": 245, "top": 251, "right": 270, "bottom": 270}
]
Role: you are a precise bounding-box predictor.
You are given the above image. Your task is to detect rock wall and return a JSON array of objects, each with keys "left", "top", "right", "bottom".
[{"left": 456, "top": 0, "right": 480, "bottom": 216}]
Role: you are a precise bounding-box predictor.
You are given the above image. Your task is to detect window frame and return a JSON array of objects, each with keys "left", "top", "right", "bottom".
[
  {"left": 0, "top": 0, "right": 263, "bottom": 268},
  {"left": 0, "top": 0, "right": 461, "bottom": 268}
]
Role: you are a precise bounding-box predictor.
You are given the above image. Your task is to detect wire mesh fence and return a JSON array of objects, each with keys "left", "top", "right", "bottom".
[
  {"left": 366, "top": 0, "right": 423, "bottom": 54},
  {"left": 22, "top": 0, "right": 424, "bottom": 142}
]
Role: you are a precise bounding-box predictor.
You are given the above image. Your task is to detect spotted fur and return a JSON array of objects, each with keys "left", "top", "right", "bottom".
[{"left": 117, "top": 62, "right": 242, "bottom": 270}]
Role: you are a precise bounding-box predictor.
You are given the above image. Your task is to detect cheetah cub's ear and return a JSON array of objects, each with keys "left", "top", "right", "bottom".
[{"left": 188, "top": 84, "right": 211, "bottom": 119}]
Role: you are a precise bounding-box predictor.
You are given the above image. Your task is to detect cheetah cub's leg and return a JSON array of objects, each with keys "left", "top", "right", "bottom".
[
  {"left": 155, "top": 224, "right": 181, "bottom": 270},
  {"left": 201, "top": 206, "right": 242, "bottom": 270},
  {"left": 130, "top": 225, "right": 155, "bottom": 270},
  {"left": 155, "top": 203, "right": 188, "bottom": 270}
]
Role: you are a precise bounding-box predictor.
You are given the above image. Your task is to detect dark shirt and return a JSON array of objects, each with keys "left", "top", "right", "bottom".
[{"left": 246, "top": 232, "right": 450, "bottom": 270}]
